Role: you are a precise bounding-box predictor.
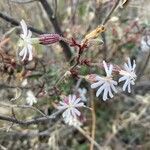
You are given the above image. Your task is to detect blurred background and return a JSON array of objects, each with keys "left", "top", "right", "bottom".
[{"left": 0, "top": 0, "right": 150, "bottom": 149}]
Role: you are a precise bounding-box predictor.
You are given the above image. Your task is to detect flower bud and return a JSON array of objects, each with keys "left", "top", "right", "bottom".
[{"left": 39, "top": 33, "right": 61, "bottom": 45}]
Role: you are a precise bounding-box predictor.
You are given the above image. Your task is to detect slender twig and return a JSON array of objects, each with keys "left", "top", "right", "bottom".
[
  {"left": 2, "top": 27, "right": 19, "bottom": 39},
  {"left": 9, "top": 0, "right": 37, "bottom": 3},
  {"left": 0, "top": 12, "right": 45, "bottom": 34},
  {"left": 99, "top": 0, "right": 121, "bottom": 60},
  {"left": 0, "top": 110, "right": 61, "bottom": 125},
  {"left": 90, "top": 89, "right": 96, "bottom": 150},
  {"left": 102, "top": 0, "right": 121, "bottom": 25},
  {"left": 101, "top": 32, "right": 107, "bottom": 59},
  {"left": 0, "top": 84, "right": 30, "bottom": 89},
  {"left": 0, "top": 102, "right": 48, "bottom": 118}
]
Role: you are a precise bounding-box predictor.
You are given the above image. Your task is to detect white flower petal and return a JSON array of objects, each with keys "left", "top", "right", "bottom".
[
  {"left": 103, "top": 87, "right": 108, "bottom": 101},
  {"left": 27, "top": 44, "right": 33, "bottom": 61},
  {"left": 71, "top": 95, "right": 76, "bottom": 103},
  {"left": 119, "top": 76, "right": 127, "bottom": 82},
  {"left": 123, "top": 79, "right": 129, "bottom": 91},
  {"left": 131, "top": 80, "right": 135, "bottom": 85},
  {"left": 96, "top": 84, "right": 105, "bottom": 97},
  {"left": 91, "top": 80, "right": 104, "bottom": 89},
  {"left": 62, "top": 109, "right": 71, "bottom": 118},
  {"left": 71, "top": 108, "right": 81, "bottom": 117},
  {"left": 19, "top": 46, "right": 26, "bottom": 56},
  {"left": 27, "top": 30, "right": 32, "bottom": 38},
  {"left": 68, "top": 95, "right": 72, "bottom": 104},
  {"left": 73, "top": 98, "right": 81, "bottom": 105},
  {"left": 127, "top": 58, "right": 132, "bottom": 70},
  {"left": 110, "top": 83, "right": 117, "bottom": 93},
  {"left": 74, "top": 102, "right": 84, "bottom": 107},
  {"left": 108, "top": 86, "right": 113, "bottom": 98},
  {"left": 108, "top": 64, "right": 113, "bottom": 75},
  {"left": 21, "top": 47, "right": 28, "bottom": 61},
  {"left": 20, "top": 19, "right": 28, "bottom": 36},
  {"left": 20, "top": 33, "right": 26, "bottom": 39},
  {"left": 132, "top": 60, "right": 136, "bottom": 70},
  {"left": 128, "top": 83, "right": 131, "bottom": 93},
  {"left": 124, "top": 63, "right": 131, "bottom": 72},
  {"left": 111, "top": 80, "right": 118, "bottom": 85},
  {"left": 103, "top": 61, "right": 109, "bottom": 76}
]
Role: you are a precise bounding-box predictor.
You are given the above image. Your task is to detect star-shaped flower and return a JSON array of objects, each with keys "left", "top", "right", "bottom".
[
  {"left": 57, "top": 95, "right": 85, "bottom": 119},
  {"left": 119, "top": 58, "right": 136, "bottom": 93},
  {"left": 26, "top": 90, "right": 37, "bottom": 106},
  {"left": 18, "top": 20, "right": 38, "bottom": 61},
  {"left": 91, "top": 61, "right": 117, "bottom": 101}
]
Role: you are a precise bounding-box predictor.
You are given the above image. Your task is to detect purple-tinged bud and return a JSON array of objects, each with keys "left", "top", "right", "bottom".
[{"left": 39, "top": 33, "right": 61, "bottom": 45}]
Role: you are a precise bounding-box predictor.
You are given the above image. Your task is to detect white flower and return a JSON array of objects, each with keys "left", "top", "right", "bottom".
[
  {"left": 18, "top": 20, "right": 34, "bottom": 61},
  {"left": 78, "top": 88, "right": 87, "bottom": 102},
  {"left": 57, "top": 95, "right": 85, "bottom": 119},
  {"left": 26, "top": 90, "right": 37, "bottom": 106},
  {"left": 119, "top": 58, "right": 136, "bottom": 93},
  {"left": 91, "top": 61, "right": 117, "bottom": 101}
]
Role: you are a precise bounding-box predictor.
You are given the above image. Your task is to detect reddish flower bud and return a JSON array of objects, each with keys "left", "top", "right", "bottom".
[{"left": 39, "top": 33, "right": 61, "bottom": 45}]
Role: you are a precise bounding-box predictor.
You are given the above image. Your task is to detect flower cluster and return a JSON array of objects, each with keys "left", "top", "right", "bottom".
[
  {"left": 17, "top": 20, "right": 137, "bottom": 127},
  {"left": 89, "top": 58, "right": 136, "bottom": 101}
]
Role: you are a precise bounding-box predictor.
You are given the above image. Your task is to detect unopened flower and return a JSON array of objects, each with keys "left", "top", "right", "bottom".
[
  {"left": 18, "top": 20, "right": 39, "bottom": 61},
  {"left": 78, "top": 88, "right": 87, "bottom": 102},
  {"left": 39, "top": 33, "right": 61, "bottom": 45},
  {"left": 26, "top": 90, "right": 37, "bottom": 106},
  {"left": 82, "top": 25, "right": 106, "bottom": 43},
  {"left": 91, "top": 61, "right": 117, "bottom": 101},
  {"left": 57, "top": 95, "right": 85, "bottom": 119},
  {"left": 119, "top": 58, "right": 136, "bottom": 93}
]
